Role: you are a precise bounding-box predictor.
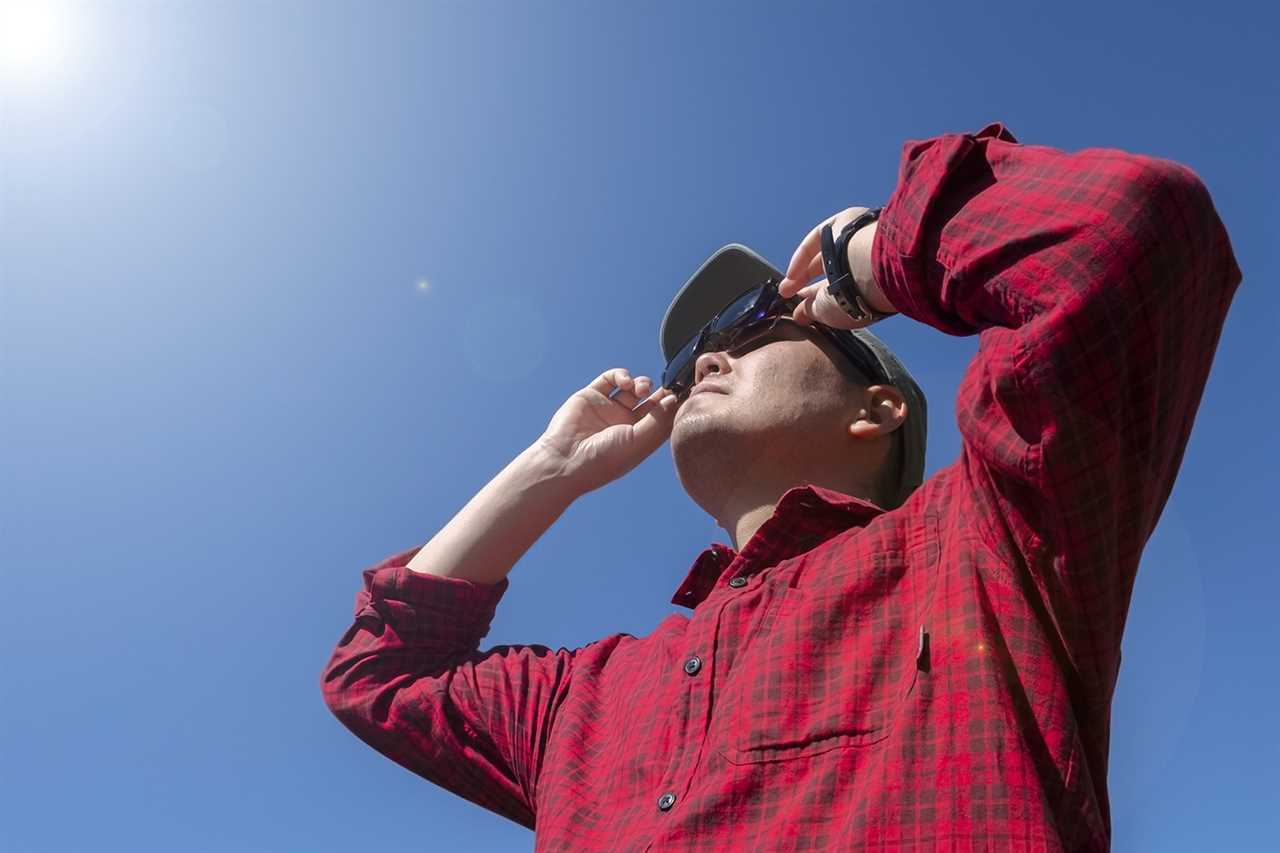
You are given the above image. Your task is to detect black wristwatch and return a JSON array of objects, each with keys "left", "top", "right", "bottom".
[{"left": 822, "top": 207, "right": 892, "bottom": 324}]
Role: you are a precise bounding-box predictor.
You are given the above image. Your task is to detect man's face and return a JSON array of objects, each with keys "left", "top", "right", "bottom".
[
  {"left": 668, "top": 315, "right": 870, "bottom": 497},
  {"left": 673, "top": 316, "right": 855, "bottom": 416}
]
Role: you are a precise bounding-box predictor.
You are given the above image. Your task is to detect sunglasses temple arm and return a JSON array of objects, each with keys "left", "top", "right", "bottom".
[
  {"left": 628, "top": 388, "right": 662, "bottom": 412},
  {"left": 606, "top": 384, "right": 666, "bottom": 413}
]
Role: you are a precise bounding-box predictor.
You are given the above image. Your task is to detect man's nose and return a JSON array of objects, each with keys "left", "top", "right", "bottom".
[{"left": 693, "top": 349, "right": 729, "bottom": 386}]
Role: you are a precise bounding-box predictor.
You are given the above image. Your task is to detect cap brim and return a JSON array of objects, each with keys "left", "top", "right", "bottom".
[{"left": 659, "top": 244, "right": 783, "bottom": 363}]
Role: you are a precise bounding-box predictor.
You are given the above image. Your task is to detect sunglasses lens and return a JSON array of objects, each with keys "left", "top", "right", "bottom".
[
  {"left": 662, "top": 332, "right": 701, "bottom": 396},
  {"left": 662, "top": 281, "right": 782, "bottom": 399},
  {"left": 719, "top": 319, "right": 775, "bottom": 353},
  {"left": 709, "top": 286, "right": 768, "bottom": 335}
]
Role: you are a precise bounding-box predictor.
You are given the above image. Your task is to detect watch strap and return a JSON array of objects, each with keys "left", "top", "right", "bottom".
[{"left": 823, "top": 207, "right": 891, "bottom": 323}]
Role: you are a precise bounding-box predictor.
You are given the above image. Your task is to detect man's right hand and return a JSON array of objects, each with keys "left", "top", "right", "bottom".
[{"left": 536, "top": 368, "right": 679, "bottom": 495}]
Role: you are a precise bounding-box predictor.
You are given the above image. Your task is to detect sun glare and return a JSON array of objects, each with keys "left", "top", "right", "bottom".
[{"left": 0, "top": 1, "right": 74, "bottom": 80}]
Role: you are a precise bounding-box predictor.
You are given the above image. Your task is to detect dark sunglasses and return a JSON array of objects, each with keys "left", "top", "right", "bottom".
[{"left": 643, "top": 277, "right": 889, "bottom": 407}]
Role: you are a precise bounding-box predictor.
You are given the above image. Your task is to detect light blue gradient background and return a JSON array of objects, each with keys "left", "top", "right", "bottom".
[{"left": 2, "top": 2, "right": 1275, "bottom": 850}]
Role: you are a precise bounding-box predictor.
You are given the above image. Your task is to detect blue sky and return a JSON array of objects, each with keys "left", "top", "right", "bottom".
[{"left": 2, "top": 1, "right": 1276, "bottom": 850}]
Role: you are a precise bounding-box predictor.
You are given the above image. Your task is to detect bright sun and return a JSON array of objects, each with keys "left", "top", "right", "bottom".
[{"left": 0, "top": 1, "right": 75, "bottom": 79}]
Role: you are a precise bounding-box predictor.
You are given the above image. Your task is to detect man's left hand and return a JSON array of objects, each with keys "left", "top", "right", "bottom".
[{"left": 777, "top": 205, "right": 896, "bottom": 329}]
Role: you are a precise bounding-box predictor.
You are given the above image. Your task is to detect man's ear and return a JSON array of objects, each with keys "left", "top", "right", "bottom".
[{"left": 848, "top": 384, "right": 908, "bottom": 441}]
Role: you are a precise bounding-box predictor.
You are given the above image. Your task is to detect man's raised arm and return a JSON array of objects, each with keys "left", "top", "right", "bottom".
[
  {"left": 320, "top": 369, "right": 678, "bottom": 824},
  {"left": 871, "top": 122, "right": 1241, "bottom": 689}
]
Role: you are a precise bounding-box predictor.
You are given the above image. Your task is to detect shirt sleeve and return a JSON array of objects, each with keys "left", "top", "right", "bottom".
[
  {"left": 871, "top": 123, "right": 1242, "bottom": 687},
  {"left": 319, "top": 544, "right": 574, "bottom": 829}
]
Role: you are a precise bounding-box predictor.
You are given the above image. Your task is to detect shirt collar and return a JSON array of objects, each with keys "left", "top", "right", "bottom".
[{"left": 670, "top": 483, "right": 886, "bottom": 609}]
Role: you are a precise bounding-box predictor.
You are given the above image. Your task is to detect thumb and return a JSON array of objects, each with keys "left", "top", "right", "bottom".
[
  {"left": 791, "top": 300, "right": 809, "bottom": 326},
  {"left": 788, "top": 281, "right": 823, "bottom": 327}
]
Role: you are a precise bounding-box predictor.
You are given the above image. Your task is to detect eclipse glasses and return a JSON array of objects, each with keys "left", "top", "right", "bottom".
[{"left": 617, "top": 277, "right": 891, "bottom": 412}]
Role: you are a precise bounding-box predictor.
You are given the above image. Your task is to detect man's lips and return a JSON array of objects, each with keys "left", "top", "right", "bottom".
[{"left": 676, "top": 383, "right": 727, "bottom": 417}]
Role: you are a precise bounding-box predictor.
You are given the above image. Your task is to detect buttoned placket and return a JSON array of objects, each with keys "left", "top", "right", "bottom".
[{"left": 658, "top": 549, "right": 764, "bottom": 815}]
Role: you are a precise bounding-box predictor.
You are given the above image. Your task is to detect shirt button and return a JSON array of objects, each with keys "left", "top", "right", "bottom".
[
  {"left": 658, "top": 792, "right": 677, "bottom": 811},
  {"left": 683, "top": 655, "right": 702, "bottom": 675},
  {"left": 728, "top": 576, "right": 747, "bottom": 588}
]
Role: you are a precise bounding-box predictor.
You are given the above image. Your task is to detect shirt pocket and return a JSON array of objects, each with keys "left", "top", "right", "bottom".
[{"left": 717, "top": 525, "right": 939, "bottom": 766}]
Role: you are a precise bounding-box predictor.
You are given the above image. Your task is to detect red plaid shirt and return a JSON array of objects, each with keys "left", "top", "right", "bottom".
[{"left": 321, "top": 123, "right": 1240, "bottom": 851}]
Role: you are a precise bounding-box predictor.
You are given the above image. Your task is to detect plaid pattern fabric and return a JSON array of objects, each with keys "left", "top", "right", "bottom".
[{"left": 321, "top": 123, "right": 1241, "bottom": 851}]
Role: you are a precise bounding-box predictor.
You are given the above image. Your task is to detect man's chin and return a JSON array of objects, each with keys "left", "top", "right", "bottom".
[
  {"left": 671, "top": 403, "right": 718, "bottom": 434},
  {"left": 670, "top": 411, "right": 734, "bottom": 466}
]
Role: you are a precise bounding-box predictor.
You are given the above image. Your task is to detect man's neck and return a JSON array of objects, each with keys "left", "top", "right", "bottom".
[{"left": 718, "top": 475, "right": 881, "bottom": 552}]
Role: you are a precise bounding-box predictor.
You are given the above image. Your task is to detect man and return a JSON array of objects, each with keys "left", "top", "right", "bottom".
[{"left": 321, "top": 123, "right": 1240, "bottom": 851}]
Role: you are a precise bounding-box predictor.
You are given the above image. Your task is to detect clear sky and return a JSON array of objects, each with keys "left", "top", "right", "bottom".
[{"left": 2, "top": 1, "right": 1275, "bottom": 851}]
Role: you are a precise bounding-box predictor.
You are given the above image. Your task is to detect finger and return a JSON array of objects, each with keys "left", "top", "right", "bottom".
[
  {"left": 787, "top": 281, "right": 820, "bottom": 322},
  {"left": 630, "top": 388, "right": 680, "bottom": 446},
  {"left": 606, "top": 381, "right": 644, "bottom": 409},
  {"left": 606, "top": 374, "right": 661, "bottom": 412},
  {"left": 794, "top": 294, "right": 818, "bottom": 327},
  {"left": 589, "top": 367, "right": 632, "bottom": 394},
  {"left": 593, "top": 367, "right": 639, "bottom": 405},
  {"left": 803, "top": 252, "right": 827, "bottom": 286},
  {"left": 780, "top": 249, "right": 828, "bottom": 300},
  {"left": 618, "top": 376, "right": 656, "bottom": 409},
  {"left": 780, "top": 217, "right": 834, "bottom": 297},
  {"left": 784, "top": 218, "right": 829, "bottom": 280},
  {"left": 791, "top": 299, "right": 808, "bottom": 326},
  {"left": 627, "top": 384, "right": 670, "bottom": 413}
]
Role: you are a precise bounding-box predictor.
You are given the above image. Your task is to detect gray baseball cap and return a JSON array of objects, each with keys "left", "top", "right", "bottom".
[{"left": 659, "top": 243, "right": 927, "bottom": 508}]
